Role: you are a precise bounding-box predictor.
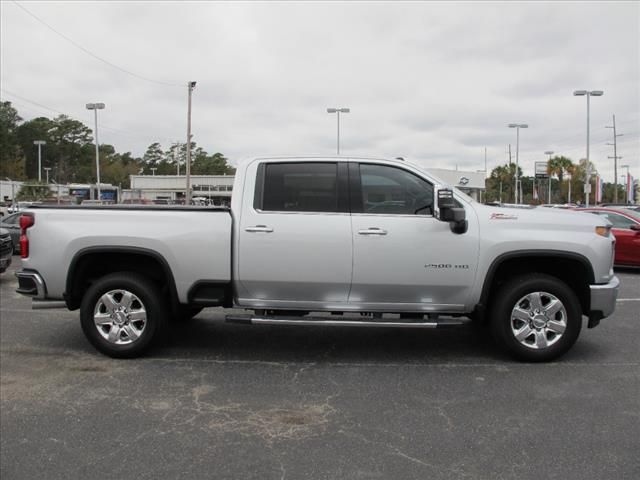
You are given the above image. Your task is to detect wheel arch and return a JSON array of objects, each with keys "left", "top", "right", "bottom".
[
  {"left": 65, "top": 246, "right": 179, "bottom": 312},
  {"left": 478, "top": 250, "right": 594, "bottom": 318}
]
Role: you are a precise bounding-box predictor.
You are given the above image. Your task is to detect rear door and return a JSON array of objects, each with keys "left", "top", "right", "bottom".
[
  {"left": 348, "top": 162, "right": 479, "bottom": 311},
  {"left": 237, "top": 161, "right": 353, "bottom": 306}
]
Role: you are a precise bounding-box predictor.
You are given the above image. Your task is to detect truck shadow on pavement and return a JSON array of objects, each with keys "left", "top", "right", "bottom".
[{"left": 157, "top": 315, "right": 512, "bottom": 364}]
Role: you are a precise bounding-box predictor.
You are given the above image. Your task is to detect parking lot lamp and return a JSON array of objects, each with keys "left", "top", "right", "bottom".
[
  {"left": 544, "top": 151, "right": 554, "bottom": 203},
  {"left": 33, "top": 141, "right": 46, "bottom": 182},
  {"left": 327, "top": 108, "right": 350, "bottom": 155},
  {"left": 86, "top": 103, "right": 106, "bottom": 200},
  {"left": 573, "top": 90, "right": 603, "bottom": 207},
  {"left": 508, "top": 123, "right": 528, "bottom": 203}
]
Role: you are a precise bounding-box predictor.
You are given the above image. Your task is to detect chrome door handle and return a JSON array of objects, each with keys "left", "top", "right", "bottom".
[
  {"left": 245, "top": 225, "right": 274, "bottom": 233},
  {"left": 358, "top": 228, "right": 388, "bottom": 235}
]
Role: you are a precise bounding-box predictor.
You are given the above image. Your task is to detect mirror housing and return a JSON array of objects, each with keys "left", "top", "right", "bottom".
[{"left": 436, "top": 188, "right": 467, "bottom": 234}]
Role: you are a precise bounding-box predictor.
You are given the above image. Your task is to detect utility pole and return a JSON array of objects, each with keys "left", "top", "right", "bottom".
[
  {"left": 174, "top": 143, "right": 180, "bottom": 176},
  {"left": 186, "top": 81, "right": 196, "bottom": 205},
  {"left": 606, "top": 115, "right": 623, "bottom": 204}
]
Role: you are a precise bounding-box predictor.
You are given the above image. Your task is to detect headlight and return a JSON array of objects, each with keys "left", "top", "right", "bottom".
[{"left": 595, "top": 226, "right": 611, "bottom": 237}]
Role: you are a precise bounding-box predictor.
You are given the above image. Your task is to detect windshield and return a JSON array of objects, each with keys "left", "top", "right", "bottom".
[{"left": 625, "top": 209, "right": 640, "bottom": 221}]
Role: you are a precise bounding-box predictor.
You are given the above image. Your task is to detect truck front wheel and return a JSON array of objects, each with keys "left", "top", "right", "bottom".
[
  {"left": 490, "top": 274, "right": 582, "bottom": 362},
  {"left": 80, "top": 272, "right": 168, "bottom": 358}
]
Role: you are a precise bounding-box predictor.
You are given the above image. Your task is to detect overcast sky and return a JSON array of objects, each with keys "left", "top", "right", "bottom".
[{"left": 1, "top": 1, "right": 638, "bottom": 181}]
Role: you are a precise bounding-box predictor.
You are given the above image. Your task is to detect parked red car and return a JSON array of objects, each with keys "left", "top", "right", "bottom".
[{"left": 578, "top": 207, "right": 640, "bottom": 267}]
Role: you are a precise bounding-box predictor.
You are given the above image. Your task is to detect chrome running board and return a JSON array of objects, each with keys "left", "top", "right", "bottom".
[{"left": 225, "top": 315, "right": 466, "bottom": 328}]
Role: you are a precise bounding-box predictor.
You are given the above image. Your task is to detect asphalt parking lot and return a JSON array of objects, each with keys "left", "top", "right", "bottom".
[{"left": 1, "top": 260, "right": 638, "bottom": 480}]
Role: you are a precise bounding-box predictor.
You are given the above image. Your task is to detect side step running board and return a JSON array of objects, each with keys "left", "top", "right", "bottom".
[{"left": 225, "top": 315, "right": 466, "bottom": 328}]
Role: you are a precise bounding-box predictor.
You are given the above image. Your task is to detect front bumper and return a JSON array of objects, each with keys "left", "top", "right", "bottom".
[{"left": 588, "top": 275, "right": 620, "bottom": 327}]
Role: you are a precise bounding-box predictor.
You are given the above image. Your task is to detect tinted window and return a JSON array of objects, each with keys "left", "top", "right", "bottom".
[
  {"left": 593, "top": 212, "right": 636, "bottom": 229},
  {"left": 262, "top": 163, "right": 339, "bottom": 212},
  {"left": 360, "top": 164, "right": 433, "bottom": 215}
]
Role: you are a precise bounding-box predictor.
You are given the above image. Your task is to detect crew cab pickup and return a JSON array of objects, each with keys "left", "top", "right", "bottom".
[{"left": 15, "top": 156, "right": 619, "bottom": 361}]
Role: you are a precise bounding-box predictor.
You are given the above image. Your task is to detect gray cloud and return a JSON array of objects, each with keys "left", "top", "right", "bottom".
[{"left": 1, "top": 1, "right": 638, "bottom": 182}]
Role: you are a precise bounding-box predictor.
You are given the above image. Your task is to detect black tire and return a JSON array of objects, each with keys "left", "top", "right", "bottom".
[
  {"left": 490, "top": 273, "right": 582, "bottom": 362},
  {"left": 80, "top": 272, "right": 168, "bottom": 358}
]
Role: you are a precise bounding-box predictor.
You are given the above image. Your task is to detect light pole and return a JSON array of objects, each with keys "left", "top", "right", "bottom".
[
  {"left": 508, "top": 123, "right": 528, "bottom": 203},
  {"left": 86, "top": 102, "right": 106, "bottom": 200},
  {"left": 573, "top": 90, "right": 603, "bottom": 207},
  {"left": 34, "top": 140, "right": 46, "bottom": 182},
  {"left": 327, "top": 107, "right": 350, "bottom": 155},
  {"left": 620, "top": 164, "right": 630, "bottom": 204},
  {"left": 186, "top": 81, "right": 196, "bottom": 205},
  {"left": 44, "top": 167, "right": 51, "bottom": 184},
  {"left": 544, "top": 150, "right": 554, "bottom": 203},
  {"left": 33, "top": 140, "right": 46, "bottom": 182}
]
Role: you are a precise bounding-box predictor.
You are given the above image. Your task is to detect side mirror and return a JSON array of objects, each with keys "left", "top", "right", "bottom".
[
  {"left": 630, "top": 224, "right": 640, "bottom": 232},
  {"left": 436, "top": 188, "right": 467, "bottom": 234}
]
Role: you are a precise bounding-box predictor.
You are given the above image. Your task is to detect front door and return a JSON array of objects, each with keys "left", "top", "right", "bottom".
[{"left": 349, "top": 162, "right": 479, "bottom": 311}]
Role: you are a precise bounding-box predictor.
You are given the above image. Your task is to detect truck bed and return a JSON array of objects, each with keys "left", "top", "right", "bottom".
[{"left": 21, "top": 205, "right": 232, "bottom": 303}]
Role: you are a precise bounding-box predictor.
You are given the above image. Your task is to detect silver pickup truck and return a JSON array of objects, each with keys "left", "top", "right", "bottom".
[{"left": 15, "top": 156, "right": 619, "bottom": 361}]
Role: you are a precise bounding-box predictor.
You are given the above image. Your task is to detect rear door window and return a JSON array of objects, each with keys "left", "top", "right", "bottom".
[{"left": 259, "top": 162, "right": 343, "bottom": 213}]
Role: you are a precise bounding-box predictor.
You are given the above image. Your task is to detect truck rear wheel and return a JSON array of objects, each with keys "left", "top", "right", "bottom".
[
  {"left": 490, "top": 274, "right": 582, "bottom": 362},
  {"left": 80, "top": 272, "right": 168, "bottom": 358}
]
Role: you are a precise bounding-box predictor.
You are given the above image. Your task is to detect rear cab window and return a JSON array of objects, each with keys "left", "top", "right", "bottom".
[{"left": 254, "top": 162, "right": 348, "bottom": 213}]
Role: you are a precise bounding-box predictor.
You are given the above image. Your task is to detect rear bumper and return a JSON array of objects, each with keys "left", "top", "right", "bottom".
[
  {"left": 15, "top": 270, "right": 47, "bottom": 299},
  {"left": 588, "top": 276, "right": 620, "bottom": 327}
]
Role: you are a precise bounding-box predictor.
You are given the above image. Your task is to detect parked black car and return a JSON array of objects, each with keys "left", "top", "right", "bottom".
[
  {"left": 0, "top": 212, "right": 21, "bottom": 254},
  {"left": 0, "top": 228, "right": 13, "bottom": 273}
]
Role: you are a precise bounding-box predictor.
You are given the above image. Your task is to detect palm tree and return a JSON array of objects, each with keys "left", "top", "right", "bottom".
[{"left": 547, "top": 156, "right": 574, "bottom": 202}]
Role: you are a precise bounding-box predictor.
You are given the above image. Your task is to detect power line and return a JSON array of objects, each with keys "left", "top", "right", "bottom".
[
  {"left": 11, "top": 0, "right": 182, "bottom": 88},
  {"left": 0, "top": 88, "right": 170, "bottom": 143}
]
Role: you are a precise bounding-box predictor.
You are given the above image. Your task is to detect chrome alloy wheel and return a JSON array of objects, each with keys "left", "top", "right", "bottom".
[
  {"left": 510, "top": 291, "right": 567, "bottom": 350},
  {"left": 93, "top": 289, "right": 147, "bottom": 345}
]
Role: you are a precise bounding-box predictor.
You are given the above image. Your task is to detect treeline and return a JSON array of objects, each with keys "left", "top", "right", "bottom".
[
  {"left": 485, "top": 156, "right": 625, "bottom": 204},
  {"left": 0, "top": 101, "right": 234, "bottom": 188}
]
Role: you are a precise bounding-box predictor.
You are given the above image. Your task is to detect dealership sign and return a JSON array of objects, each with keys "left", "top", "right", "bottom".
[{"left": 535, "top": 162, "right": 549, "bottom": 178}]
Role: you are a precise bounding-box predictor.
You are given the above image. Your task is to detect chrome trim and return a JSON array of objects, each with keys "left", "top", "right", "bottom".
[
  {"left": 590, "top": 275, "right": 620, "bottom": 318},
  {"left": 245, "top": 225, "right": 274, "bottom": 233},
  {"left": 240, "top": 317, "right": 440, "bottom": 328},
  {"left": 358, "top": 228, "right": 388, "bottom": 235},
  {"left": 254, "top": 208, "right": 350, "bottom": 216},
  {"left": 15, "top": 270, "right": 46, "bottom": 299},
  {"left": 352, "top": 213, "right": 434, "bottom": 218}
]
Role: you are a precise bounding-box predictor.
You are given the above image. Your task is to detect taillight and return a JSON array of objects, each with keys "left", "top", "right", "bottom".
[{"left": 20, "top": 214, "right": 35, "bottom": 258}]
